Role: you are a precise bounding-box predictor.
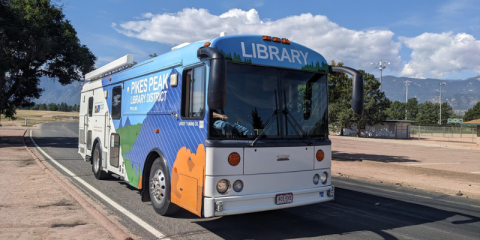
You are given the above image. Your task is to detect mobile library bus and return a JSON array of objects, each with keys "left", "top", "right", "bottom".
[{"left": 79, "top": 34, "right": 364, "bottom": 217}]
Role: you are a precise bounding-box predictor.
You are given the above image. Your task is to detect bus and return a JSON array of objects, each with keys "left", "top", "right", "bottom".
[{"left": 78, "top": 34, "right": 364, "bottom": 217}]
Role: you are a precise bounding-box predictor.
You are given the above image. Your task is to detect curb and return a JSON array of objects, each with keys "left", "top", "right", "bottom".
[
  {"left": 329, "top": 136, "right": 480, "bottom": 151},
  {"left": 22, "top": 130, "right": 133, "bottom": 240}
]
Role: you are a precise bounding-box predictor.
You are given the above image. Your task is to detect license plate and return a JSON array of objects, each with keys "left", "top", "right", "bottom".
[{"left": 275, "top": 193, "right": 293, "bottom": 205}]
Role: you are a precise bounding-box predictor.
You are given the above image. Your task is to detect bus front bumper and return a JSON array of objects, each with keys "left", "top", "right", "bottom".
[{"left": 203, "top": 185, "right": 334, "bottom": 217}]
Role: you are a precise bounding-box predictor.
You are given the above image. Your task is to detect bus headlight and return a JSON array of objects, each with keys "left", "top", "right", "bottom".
[
  {"left": 217, "top": 179, "right": 230, "bottom": 194},
  {"left": 313, "top": 174, "right": 320, "bottom": 185},
  {"left": 320, "top": 172, "right": 328, "bottom": 184},
  {"left": 233, "top": 180, "right": 243, "bottom": 192}
]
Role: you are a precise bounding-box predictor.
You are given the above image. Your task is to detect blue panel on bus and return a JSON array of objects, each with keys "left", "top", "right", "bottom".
[{"left": 103, "top": 65, "right": 208, "bottom": 188}]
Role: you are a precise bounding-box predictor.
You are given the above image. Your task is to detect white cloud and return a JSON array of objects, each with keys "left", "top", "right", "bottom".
[
  {"left": 112, "top": 8, "right": 401, "bottom": 71},
  {"left": 399, "top": 32, "right": 480, "bottom": 78}
]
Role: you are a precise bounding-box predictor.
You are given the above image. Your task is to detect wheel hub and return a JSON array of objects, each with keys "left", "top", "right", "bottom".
[
  {"left": 150, "top": 169, "right": 166, "bottom": 203},
  {"left": 93, "top": 149, "right": 100, "bottom": 173}
]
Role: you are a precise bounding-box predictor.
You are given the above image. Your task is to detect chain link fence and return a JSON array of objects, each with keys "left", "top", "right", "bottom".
[{"left": 410, "top": 126, "right": 477, "bottom": 143}]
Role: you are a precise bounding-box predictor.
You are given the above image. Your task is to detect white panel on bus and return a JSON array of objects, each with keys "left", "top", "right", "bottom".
[
  {"left": 314, "top": 145, "right": 331, "bottom": 169},
  {"left": 205, "top": 147, "right": 244, "bottom": 176},
  {"left": 243, "top": 146, "right": 314, "bottom": 175}
]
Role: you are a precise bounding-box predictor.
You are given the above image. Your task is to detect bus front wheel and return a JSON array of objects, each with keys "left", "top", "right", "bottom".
[{"left": 149, "top": 157, "right": 179, "bottom": 215}]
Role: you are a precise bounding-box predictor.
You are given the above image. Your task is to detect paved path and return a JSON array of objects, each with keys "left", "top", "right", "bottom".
[{"left": 30, "top": 122, "right": 480, "bottom": 240}]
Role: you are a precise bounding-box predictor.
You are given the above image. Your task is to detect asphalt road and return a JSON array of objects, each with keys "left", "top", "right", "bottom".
[{"left": 30, "top": 122, "right": 480, "bottom": 240}]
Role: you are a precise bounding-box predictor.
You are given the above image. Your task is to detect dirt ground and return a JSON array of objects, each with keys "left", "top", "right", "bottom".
[
  {"left": 0, "top": 110, "right": 78, "bottom": 127},
  {"left": 0, "top": 129, "right": 114, "bottom": 240},
  {"left": 331, "top": 136, "right": 480, "bottom": 199}
]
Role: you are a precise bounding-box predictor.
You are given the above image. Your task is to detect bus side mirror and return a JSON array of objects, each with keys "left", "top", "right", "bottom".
[
  {"left": 197, "top": 47, "right": 227, "bottom": 110},
  {"left": 329, "top": 66, "right": 364, "bottom": 115}
]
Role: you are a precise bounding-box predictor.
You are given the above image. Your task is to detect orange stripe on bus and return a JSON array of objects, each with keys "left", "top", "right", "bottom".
[{"left": 138, "top": 175, "right": 143, "bottom": 190}]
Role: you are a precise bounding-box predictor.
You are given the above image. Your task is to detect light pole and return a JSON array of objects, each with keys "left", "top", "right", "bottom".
[
  {"left": 371, "top": 60, "right": 390, "bottom": 91},
  {"left": 437, "top": 82, "right": 446, "bottom": 125},
  {"left": 405, "top": 80, "right": 411, "bottom": 120}
]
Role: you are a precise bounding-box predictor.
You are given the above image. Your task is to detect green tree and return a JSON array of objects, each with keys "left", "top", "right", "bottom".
[
  {"left": 48, "top": 103, "right": 57, "bottom": 111},
  {"left": 328, "top": 60, "right": 390, "bottom": 135},
  {"left": 386, "top": 101, "right": 405, "bottom": 120},
  {"left": 355, "top": 70, "right": 391, "bottom": 133},
  {"left": 39, "top": 103, "right": 47, "bottom": 110},
  {"left": 440, "top": 102, "right": 454, "bottom": 124},
  {"left": 464, "top": 102, "right": 480, "bottom": 122},
  {"left": 0, "top": 0, "right": 96, "bottom": 119},
  {"left": 416, "top": 101, "right": 453, "bottom": 125},
  {"left": 405, "top": 97, "right": 419, "bottom": 120},
  {"left": 416, "top": 101, "right": 437, "bottom": 125}
]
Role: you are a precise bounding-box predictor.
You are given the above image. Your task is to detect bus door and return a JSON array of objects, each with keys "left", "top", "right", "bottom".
[
  {"left": 104, "top": 111, "right": 110, "bottom": 149},
  {"left": 86, "top": 96, "right": 94, "bottom": 153},
  {"left": 171, "top": 65, "right": 206, "bottom": 216}
]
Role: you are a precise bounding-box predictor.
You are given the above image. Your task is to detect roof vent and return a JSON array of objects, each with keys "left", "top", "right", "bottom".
[
  {"left": 171, "top": 42, "right": 191, "bottom": 51},
  {"left": 220, "top": 31, "right": 227, "bottom": 37}
]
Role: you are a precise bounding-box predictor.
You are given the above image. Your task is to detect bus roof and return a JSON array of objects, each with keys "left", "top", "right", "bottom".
[{"left": 83, "top": 35, "right": 328, "bottom": 91}]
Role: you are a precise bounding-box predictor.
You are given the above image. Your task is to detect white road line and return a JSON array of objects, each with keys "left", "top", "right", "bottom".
[
  {"left": 471, "top": 171, "right": 480, "bottom": 174},
  {"left": 405, "top": 162, "right": 461, "bottom": 166},
  {"left": 29, "top": 130, "right": 167, "bottom": 239}
]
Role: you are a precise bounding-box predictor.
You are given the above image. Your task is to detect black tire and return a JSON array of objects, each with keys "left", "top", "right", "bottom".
[
  {"left": 92, "top": 143, "right": 109, "bottom": 180},
  {"left": 149, "top": 157, "right": 179, "bottom": 216}
]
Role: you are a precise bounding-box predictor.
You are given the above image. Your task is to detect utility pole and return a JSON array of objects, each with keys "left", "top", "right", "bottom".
[
  {"left": 437, "top": 82, "right": 446, "bottom": 125},
  {"left": 371, "top": 60, "right": 390, "bottom": 92},
  {"left": 405, "top": 80, "right": 411, "bottom": 120}
]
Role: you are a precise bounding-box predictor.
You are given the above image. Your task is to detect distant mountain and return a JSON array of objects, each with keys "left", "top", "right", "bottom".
[
  {"left": 35, "top": 77, "right": 84, "bottom": 106},
  {"left": 381, "top": 75, "right": 480, "bottom": 111}
]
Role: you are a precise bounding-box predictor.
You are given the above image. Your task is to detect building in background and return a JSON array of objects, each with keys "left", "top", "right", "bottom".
[
  {"left": 461, "top": 119, "right": 480, "bottom": 146},
  {"left": 342, "top": 120, "right": 418, "bottom": 139}
]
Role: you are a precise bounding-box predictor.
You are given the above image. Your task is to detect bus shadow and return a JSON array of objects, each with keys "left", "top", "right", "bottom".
[
  {"left": 332, "top": 151, "right": 418, "bottom": 163},
  {"left": 193, "top": 188, "right": 480, "bottom": 239}
]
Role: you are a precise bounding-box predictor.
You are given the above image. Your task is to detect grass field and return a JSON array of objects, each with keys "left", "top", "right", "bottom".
[{"left": 0, "top": 110, "right": 79, "bottom": 127}]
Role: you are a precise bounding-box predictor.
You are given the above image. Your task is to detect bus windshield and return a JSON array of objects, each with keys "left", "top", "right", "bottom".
[{"left": 209, "top": 62, "right": 328, "bottom": 140}]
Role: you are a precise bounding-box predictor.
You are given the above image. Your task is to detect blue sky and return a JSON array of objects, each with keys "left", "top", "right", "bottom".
[{"left": 63, "top": 0, "right": 480, "bottom": 80}]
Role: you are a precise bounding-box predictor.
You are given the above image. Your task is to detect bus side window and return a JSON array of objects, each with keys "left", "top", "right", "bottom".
[
  {"left": 112, "top": 86, "right": 122, "bottom": 119},
  {"left": 181, "top": 66, "right": 205, "bottom": 119},
  {"left": 88, "top": 97, "right": 94, "bottom": 117}
]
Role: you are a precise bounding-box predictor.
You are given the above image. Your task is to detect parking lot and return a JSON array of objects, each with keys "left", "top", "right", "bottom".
[{"left": 330, "top": 136, "right": 480, "bottom": 199}]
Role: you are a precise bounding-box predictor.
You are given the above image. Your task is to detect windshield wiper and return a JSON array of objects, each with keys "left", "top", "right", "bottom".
[
  {"left": 251, "top": 91, "right": 279, "bottom": 147},
  {"left": 283, "top": 90, "right": 314, "bottom": 145}
]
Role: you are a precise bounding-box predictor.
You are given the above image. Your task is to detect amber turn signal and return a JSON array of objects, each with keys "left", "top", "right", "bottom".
[
  {"left": 262, "top": 35, "right": 272, "bottom": 41},
  {"left": 281, "top": 38, "right": 290, "bottom": 44},
  {"left": 272, "top": 37, "right": 281, "bottom": 43},
  {"left": 204, "top": 42, "right": 211, "bottom": 47},
  {"left": 228, "top": 152, "right": 241, "bottom": 166},
  {"left": 316, "top": 150, "right": 325, "bottom": 161},
  {"left": 155, "top": 129, "right": 160, "bottom": 133}
]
